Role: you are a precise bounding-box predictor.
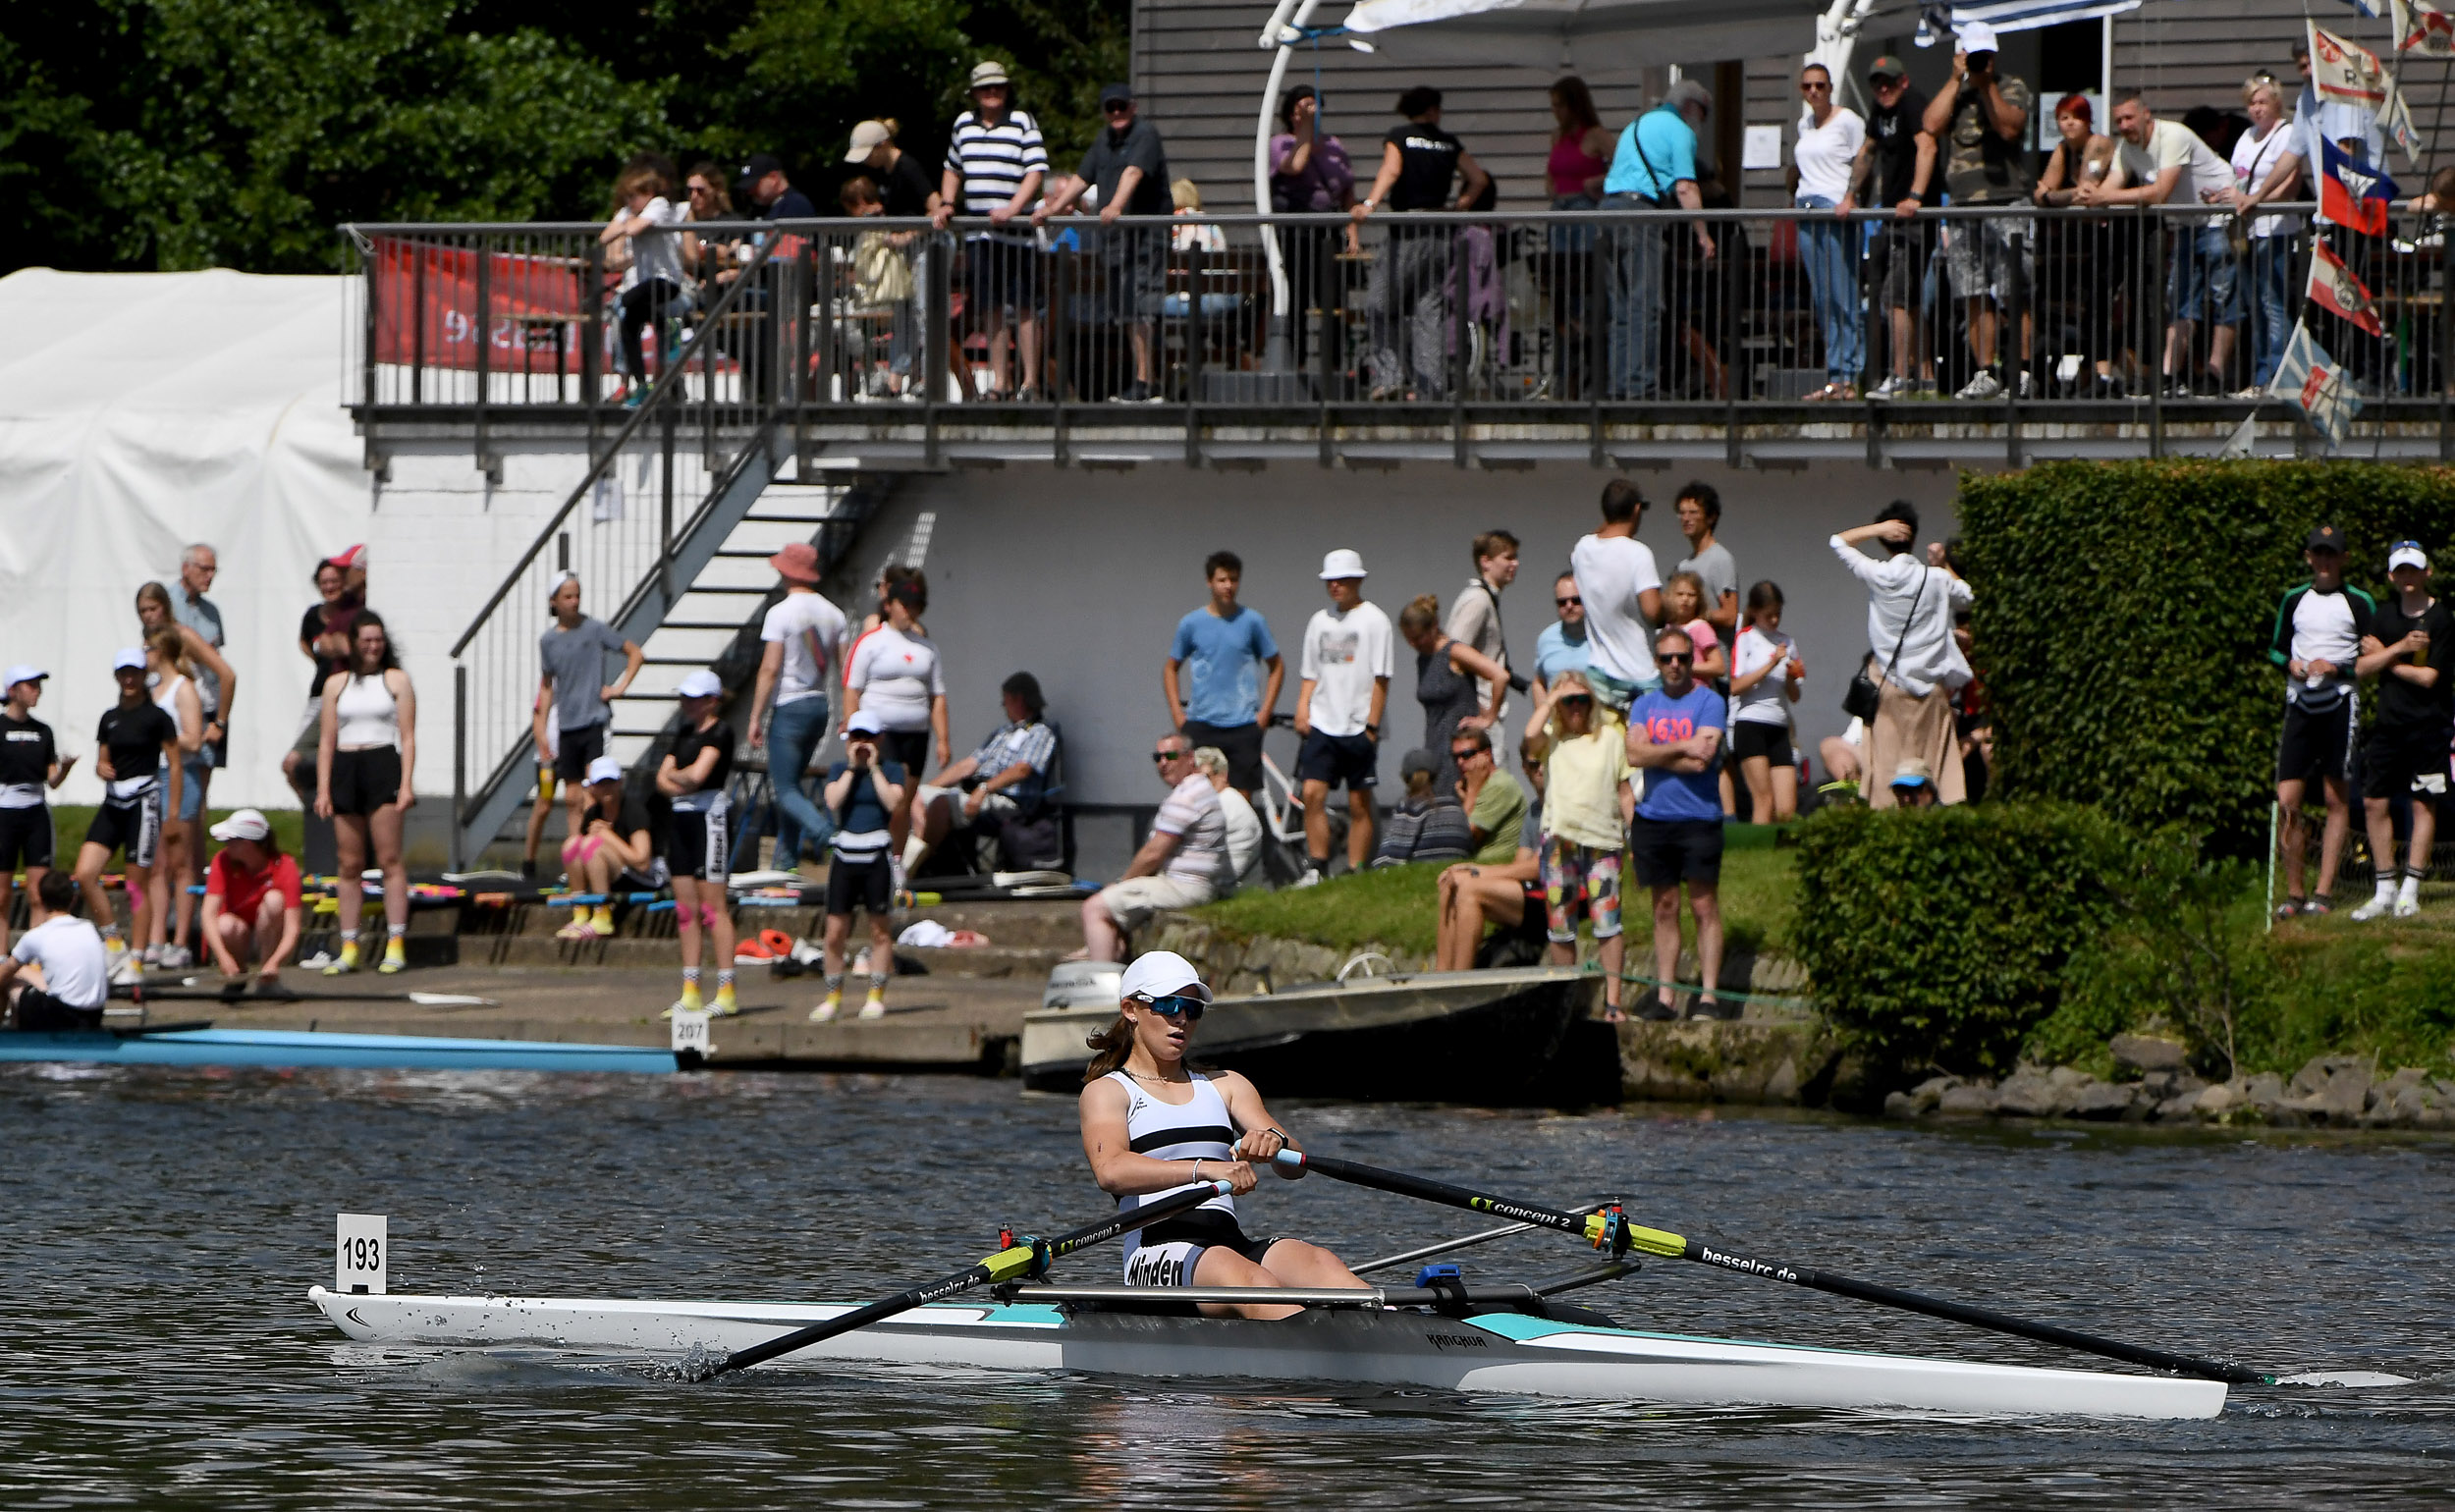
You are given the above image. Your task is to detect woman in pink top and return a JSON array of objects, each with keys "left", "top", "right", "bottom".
[
  {"left": 1547, "top": 76, "right": 1612, "bottom": 398},
  {"left": 1662, "top": 572, "right": 1728, "bottom": 680}
]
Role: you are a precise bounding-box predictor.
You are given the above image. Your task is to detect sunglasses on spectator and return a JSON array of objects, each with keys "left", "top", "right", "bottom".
[
  {"left": 1152, "top": 748, "right": 1187, "bottom": 763},
  {"left": 1137, "top": 994, "right": 1206, "bottom": 1021},
  {"left": 1657, "top": 651, "right": 1694, "bottom": 665},
  {"left": 1802, "top": 80, "right": 1830, "bottom": 90},
  {"left": 1555, "top": 595, "right": 1582, "bottom": 607},
  {"left": 1450, "top": 746, "right": 1484, "bottom": 762},
  {"left": 1105, "top": 102, "right": 1134, "bottom": 115},
  {"left": 1557, "top": 694, "right": 1593, "bottom": 707}
]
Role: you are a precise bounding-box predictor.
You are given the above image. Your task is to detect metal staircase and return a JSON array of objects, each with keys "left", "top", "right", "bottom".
[{"left": 445, "top": 236, "right": 888, "bottom": 865}]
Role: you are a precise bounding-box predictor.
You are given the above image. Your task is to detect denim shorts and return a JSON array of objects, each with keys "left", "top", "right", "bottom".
[{"left": 2168, "top": 225, "right": 2240, "bottom": 325}]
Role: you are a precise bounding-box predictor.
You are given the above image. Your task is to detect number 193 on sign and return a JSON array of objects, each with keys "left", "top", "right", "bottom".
[{"left": 337, "top": 1213, "right": 389, "bottom": 1295}]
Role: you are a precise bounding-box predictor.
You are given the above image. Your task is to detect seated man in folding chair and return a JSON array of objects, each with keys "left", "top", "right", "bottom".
[{"left": 907, "top": 672, "right": 1059, "bottom": 878}]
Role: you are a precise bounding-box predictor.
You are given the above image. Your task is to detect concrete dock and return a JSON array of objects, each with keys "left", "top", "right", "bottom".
[{"left": 131, "top": 898, "right": 1082, "bottom": 1071}]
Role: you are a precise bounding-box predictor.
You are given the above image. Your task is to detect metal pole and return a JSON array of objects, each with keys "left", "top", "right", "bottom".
[
  {"left": 411, "top": 240, "right": 427, "bottom": 405},
  {"left": 2439, "top": 219, "right": 2452, "bottom": 460},
  {"left": 2004, "top": 230, "right": 2025, "bottom": 467},
  {"left": 474, "top": 239, "right": 492, "bottom": 467},
  {"left": 2145, "top": 207, "right": 2164, "bottom": 459},
  {"left": 660, "top": 408, "right": 677, "bottom": 610},
  {"left": 453, "top": 664, "right": 467, "bottom": 873},
  {"left": 1187, "top": 237, "right": 1206, "bottom": 465}
]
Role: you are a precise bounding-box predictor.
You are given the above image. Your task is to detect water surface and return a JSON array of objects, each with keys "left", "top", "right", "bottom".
[{"left": 3, "top": 1064, "right": 2448, "bottom": 1506}]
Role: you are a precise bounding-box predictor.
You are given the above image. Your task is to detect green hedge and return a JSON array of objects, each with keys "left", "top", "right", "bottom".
[
  {"left": 1792, "top": 803, "right": 2125, "bottom": 1076},
  {"left": 1958, "top": 460, "right": 2455, "bottom": 853}
]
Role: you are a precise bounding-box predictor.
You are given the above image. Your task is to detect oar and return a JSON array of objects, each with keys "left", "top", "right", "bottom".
[
  {"left": 703, "top": 1178, "right": 1233, "bottom": 1379},
  {"left": 1273, "top": 1150, "right": 2266, "bottom": 1386}
]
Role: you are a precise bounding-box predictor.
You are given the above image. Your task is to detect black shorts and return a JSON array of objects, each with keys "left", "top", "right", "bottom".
[
  {"left": 13, "top": 987, "right": 102, "bottom": 1031},
  {"left": 1629, "top": 816, "right": 1724, "bottom": 889},
  {"left": 1296, "top": 729, "right": 1378, "bottom": 791},
  {"left": 1867, "top": 221, "right": 1937, "bottom": 312},
  {"left": 85, "top": 791, "right": 163, "bottom": 868},
  {"left": 0, "top": 806, "right": 55, "bottom": 871},
  {"left": 1123, "top": 1207, "right": 1280, "bottom": 1287},
  {"left": 1097, "top": 227, "right": 1167, "bottom": 323},
  {"left": 964, "top": 239, "right": 1042, "bottom": 318},
  {"left": 880, "top": 729, "right": 930, "bottom": 778},
  {"left": 555, "top": 722, "right": 607, "bottom": 785},
  {"left": 329, "top": 746, "right": 404, "bottom": 816},
  {"left": 2361, "top": 719, "right": 2453, "bottom": 802},
  {"left": 1730, "top": 721, "right": 1794, "bottom": 768},
  {"left": 2278, "top": 697, "right": 2357, "bottom": 786},
  {"left": 666, "top": 795, "right": 732, "bottom": 883},
  {"left": 824, "top": 853, "right": 894, "bottom": 918},
  {"left": 1183, "top": 720, "right": 1265, "bottom": 792}
]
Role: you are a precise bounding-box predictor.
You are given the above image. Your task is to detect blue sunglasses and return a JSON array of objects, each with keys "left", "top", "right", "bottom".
[{"left": 1138, "top": 994, "right": 1207, "bottom": 1022}]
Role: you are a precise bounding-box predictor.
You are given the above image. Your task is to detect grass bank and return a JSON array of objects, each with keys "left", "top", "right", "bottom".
[
  {"left": 2027, "top": 892, "right": 2455, "bottom": 1079},
  {"left": 1193, "top": 828, "right": 1799, "bottom": 959},
  {"left": 37, "top": 806, "right": 310, "bottom": 868}
]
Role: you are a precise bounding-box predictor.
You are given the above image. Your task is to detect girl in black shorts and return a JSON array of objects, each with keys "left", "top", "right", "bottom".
[
  {"left": 1726, "top": 581, "right": 1804, "bottom": 823},
  {"left": 315, "top": 613, "right": 416, "bottom": 975},
  {"left": 0, "top": 668, "right": 72, "bottom": 955},
  {"left": 657, "top": 669, "right": 736, "bottom": 1017}
]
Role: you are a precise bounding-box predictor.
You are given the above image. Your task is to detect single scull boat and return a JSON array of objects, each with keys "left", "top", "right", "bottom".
[{"left": 305, "top": 1281, "right": 2226, "bottom": 1419}]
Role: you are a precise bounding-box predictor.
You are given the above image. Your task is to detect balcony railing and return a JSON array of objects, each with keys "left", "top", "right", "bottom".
[{"left": 343, "top": 203, "right": 2455, "bottom": 462}]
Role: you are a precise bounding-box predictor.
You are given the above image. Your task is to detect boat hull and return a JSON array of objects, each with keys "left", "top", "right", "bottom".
[
  {"left": 307, "top": 1287, "right": 2225, "bottom": 1420},
  {"left": 0, "top": 1028, "right": 674, "bottom": 1074},
  {"left": 1021, "top": 966, "right": 1617, "bottom": 1104}
]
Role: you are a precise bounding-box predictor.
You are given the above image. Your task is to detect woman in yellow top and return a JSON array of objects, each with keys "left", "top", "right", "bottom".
[{"left": 1521, "top": 670, "right": 1629, "bottom": 1020}]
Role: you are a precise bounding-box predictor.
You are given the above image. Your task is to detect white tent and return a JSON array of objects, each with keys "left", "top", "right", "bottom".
[{"left": 0, "top": 268, "right": 374, "bottom": 810}]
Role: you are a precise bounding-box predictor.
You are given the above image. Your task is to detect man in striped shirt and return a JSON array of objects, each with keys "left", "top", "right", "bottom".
[{"left": 935, "top": 60, "right": 1050, "bottom": 400}]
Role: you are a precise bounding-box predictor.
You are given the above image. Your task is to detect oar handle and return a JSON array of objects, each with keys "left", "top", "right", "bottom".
[{"left": 709, "top": 1179, "right": 1233, "bottom": 1378}]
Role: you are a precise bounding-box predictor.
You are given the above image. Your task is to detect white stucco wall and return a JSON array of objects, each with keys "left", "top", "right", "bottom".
[{"left": 833, "top": 461, "right": 1963, "bottom": 808}]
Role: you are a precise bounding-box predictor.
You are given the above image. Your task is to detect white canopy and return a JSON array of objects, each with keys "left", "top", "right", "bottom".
[
  {"left": 1338, "top": 0, "right": 1825, "bottom": 70},
  {"left": 0, "top": 268, "right": 374, "bottom": 809}
]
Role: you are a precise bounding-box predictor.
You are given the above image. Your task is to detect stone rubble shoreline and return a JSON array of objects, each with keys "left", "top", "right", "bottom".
[{"left": 1884, "top": 1034, "right": 2455, "bottom": 1129}]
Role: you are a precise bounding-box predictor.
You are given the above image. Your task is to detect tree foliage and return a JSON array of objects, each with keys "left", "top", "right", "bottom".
[
  {"left": 1957, "top": 459, "right": 2455, "bottom": 854},
  {"left": 0, "top": 0, "right": 1127, "bottom": 274}
]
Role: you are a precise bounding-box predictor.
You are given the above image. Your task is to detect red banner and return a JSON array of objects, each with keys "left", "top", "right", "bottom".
[{"left": 369, "top": 236, "right": 597, "bottom": 374}]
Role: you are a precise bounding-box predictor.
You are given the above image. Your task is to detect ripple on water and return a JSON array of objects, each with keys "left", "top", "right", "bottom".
[{"left": 0, "top": 1063, "right": 2450, "bottom": 1506}]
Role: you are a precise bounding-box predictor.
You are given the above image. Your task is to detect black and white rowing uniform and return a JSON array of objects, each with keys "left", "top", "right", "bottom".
[
  {"left": 1106, "top": 1069, "right": 1277, "bottom": 1285},
  {"left": 664, "top": 721, "right": 736, "bottom": 882},
  {"left": 86, "top": 702, "right": 178, "bottom": 867},
  {"left": 0, "top": 711, "right": 57, "bottom": 872}
]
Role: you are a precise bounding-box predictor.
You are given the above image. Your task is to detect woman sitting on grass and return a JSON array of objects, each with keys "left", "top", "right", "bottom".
[{"left": 1520, "top": 670, "right": 1629, "bottom": 1021}]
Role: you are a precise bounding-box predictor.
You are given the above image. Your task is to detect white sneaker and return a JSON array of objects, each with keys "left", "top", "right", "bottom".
[
  {"left": 1955, "top": 371, "right": 2004, "bottom": 401},
  {"left": 1293, "top": 868, "right": 1323, "bottom": 890},
  {"left": 108, "top": 953, "right": 144, "bottom": 986},
  {"left": 2350, "top": 893, "right": 2395, "bottom": 922},
  {"left": 159, "top": 945, "right": 192, "bottom": 970},
  {"left": 1868, "top": 374, "right": 1910, "bottom": 401},
  {"left": 2394, "top": 892, "right": 2422, "bottom": 919}
]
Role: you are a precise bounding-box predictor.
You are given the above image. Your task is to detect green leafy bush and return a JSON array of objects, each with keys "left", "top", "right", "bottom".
[
  {"left": 1957, "top": 459, "right": 2455, "bottom": 855},
  {"left": 1791, "top": 803, "right": 2126, "bottom": 1076}
]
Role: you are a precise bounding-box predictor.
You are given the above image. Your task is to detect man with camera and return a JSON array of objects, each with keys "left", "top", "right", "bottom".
[
  {"left": 1923, "top": 22, "right": 2036, "bottom": 401},
  {"left": 813, "top": 710, "right": 908, "bottom": 1022}
]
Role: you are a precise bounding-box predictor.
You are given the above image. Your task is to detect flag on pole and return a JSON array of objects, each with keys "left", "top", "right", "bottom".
[
  {"left": 2392, "top": 0, "right": 2455, "bottom": 52},
  {"left": 2316, "top": 133, "right": 2400, "bottom": 234},
  {"left": 2379, "top": 78, "right": 2429, "bottom": 168},
  {"left": 1928, "top": 0, "right": 2145, "bottom": 31},
  {"left": 2307, "top": 239, "right": 2386, "bottom": 336},
  {"left": 2332, "top": 0, "right": 2388, "bottom": 19},
  {"left": 2272, "top": 321, "right": 2362, "bottom": 449},
  {"left": 2309, "top": 23, "right": 2391, "bottom": 109}
]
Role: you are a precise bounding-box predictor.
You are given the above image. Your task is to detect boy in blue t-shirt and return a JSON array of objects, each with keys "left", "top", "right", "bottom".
[
  {"left": 1164, "top": 551, "right": 1283, "bottom": 795},
  {"left": 1625, "top": 625, "right": 1729, "bottom": 1020},
  {"left": 814, "top": 711, "right": 906, "bottom": 1022}
]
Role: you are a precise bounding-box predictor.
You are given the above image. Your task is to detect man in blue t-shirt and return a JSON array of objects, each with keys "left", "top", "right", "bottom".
[
  {"left": 1602, "top": 80, "right": 1717, "bottom": 401},
  {"left": 1625, "top": 624, "right": 1729, "bottom": 1021},
  {"left": 1164, "top": 550, "right": 1283, "bottom": 796}
]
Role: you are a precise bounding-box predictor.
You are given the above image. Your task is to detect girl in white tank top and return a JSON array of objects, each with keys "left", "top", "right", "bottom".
[
  {"left": 1077, "top": 951, "right": 1370, "bottom": 1316},
  {"left": 333, "top": 673, "right": 401, "bottom": 748}
]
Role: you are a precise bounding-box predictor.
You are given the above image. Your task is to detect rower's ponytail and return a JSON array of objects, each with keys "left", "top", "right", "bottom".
[{"left": 1082, "top": 1014, "right": 1135, "bottom": 1084}]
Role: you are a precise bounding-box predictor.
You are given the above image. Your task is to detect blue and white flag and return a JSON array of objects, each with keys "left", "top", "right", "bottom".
[
  {"left": 2271, "top": 320, "right": 2362, "bottom": 449},
  {"left": 2333, "top": 0, "right": 2389, "bottom": 19},
  {"left": 1918, "top": 0, "right": 2144, "bottom": 38}
]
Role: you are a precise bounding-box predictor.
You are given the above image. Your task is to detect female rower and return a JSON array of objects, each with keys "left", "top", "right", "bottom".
[{"left": 1079, "top": 950, "right": 1368, "bottom": 1320}]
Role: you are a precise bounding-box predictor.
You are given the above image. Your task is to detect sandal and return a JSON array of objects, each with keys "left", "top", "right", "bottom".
[{"left": 2273, "top": 897, "right": 2305, "bottom": 920}]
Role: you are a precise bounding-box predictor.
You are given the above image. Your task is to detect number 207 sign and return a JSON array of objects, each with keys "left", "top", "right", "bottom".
[{"left": 337, "top": 1213, "right": 388, "bottom": 1295}]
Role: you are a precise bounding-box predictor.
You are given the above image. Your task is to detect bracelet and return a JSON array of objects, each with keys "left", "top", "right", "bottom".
[{"left": 1190, "top": 1159, "right": 1203, "bottom": 1182}]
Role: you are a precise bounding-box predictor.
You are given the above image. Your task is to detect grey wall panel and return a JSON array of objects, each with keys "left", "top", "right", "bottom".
[{"left": 855, "top": 459, "right": 1962, "bottom": 810}]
